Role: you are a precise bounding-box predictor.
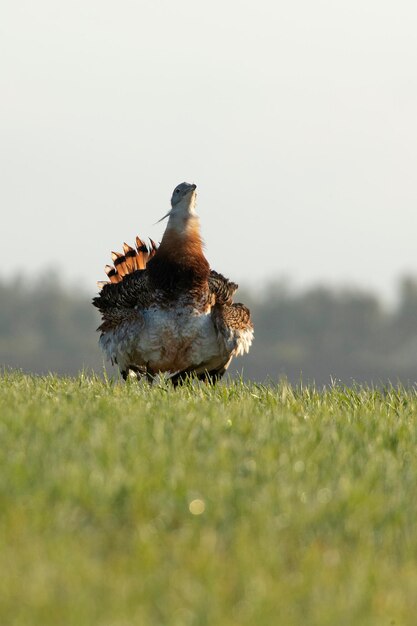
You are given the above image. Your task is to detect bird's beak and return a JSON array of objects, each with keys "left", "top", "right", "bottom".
[{"left": 156, "top": 210, "right": 172, "bottom": 224}]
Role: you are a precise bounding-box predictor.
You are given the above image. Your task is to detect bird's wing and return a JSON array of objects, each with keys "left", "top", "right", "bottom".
[
  {"left": 209, "top": 270, "right": 253, "bottom": 358},
  {"left": 92, "top": 270, "right": 155, "bottom": 332},
  {"left": 211, "top": 302, "right": 254, "bottom": 357},
  {"left": 93, "top": 269, "right": 153, "bottom": 312},
  {"left": 208, "top": 270, "right": 238, "bottom": 305},
  {"left": 167, "top": 302, "right": 254, "bottom": 384}
]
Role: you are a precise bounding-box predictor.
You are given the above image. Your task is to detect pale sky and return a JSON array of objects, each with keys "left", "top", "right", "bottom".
[{"left": 1, "top": 0, "right": 417, "bottom": 298}]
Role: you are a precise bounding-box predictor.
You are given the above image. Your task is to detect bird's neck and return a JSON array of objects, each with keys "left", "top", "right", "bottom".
[
  {"left": 162, "top": 212, "right": 201, "bottom": 247},
  {"left": 149, "top": 215, "right": 210, "bottom": 295}
]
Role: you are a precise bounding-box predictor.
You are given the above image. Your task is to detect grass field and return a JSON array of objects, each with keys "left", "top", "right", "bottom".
[{"left": 1, "top": 371, "right": 417, "bottom": 625}]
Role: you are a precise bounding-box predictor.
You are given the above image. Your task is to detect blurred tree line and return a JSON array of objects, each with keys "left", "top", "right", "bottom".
[{"left": 1, "top": 274, "right": 417, "bottom": 385}]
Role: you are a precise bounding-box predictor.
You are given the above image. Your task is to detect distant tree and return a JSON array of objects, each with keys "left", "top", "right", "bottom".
[
  {"left": 1, "top": 273, "right": 417, "bottom": 385},
  {"left": 0, "top": 274, "right": 103, "bottom": 375}
]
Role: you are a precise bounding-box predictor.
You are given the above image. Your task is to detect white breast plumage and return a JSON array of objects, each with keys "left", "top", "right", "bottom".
[{"left": 100, "top": 305, "right": 229, "bottom": 375}]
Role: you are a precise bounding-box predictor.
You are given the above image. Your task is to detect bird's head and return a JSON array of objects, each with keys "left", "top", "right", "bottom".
[
  {"left": 171, "top": 182, "right": 197, "bottom": 209},
  {"left": 157, "top": 182, "right": 197, "bottom": 225}
]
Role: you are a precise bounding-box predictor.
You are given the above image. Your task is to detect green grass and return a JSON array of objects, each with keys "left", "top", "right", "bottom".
[{"left": 1, "top": 371, "right": 417, "bottom": 625}]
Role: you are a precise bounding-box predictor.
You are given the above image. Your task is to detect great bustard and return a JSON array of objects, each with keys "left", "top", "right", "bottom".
[{"left": 93, "top": 182, "right": 253, "bottom": 385}]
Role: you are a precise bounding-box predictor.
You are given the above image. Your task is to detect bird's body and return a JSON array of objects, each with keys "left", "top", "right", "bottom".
[{"left": 93, "top": 183, "right": 253, "bottom": 384}]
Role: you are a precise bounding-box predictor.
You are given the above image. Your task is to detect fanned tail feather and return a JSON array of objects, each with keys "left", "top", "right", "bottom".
[
  {"left": 123, "top": 243, "right": 138, "bottom": 272},
  {"left": 98, "top": 237, "right": 157, "bottom": 288}
]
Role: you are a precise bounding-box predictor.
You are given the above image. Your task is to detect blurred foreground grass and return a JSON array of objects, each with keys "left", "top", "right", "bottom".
[{"left": 1, "top": 371, "right": 417, "bottom": 625}]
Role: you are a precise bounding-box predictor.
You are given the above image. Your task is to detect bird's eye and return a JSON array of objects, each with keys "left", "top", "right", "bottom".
[{"left": 175, "top": 189, "right": 180, "bottom": 194}]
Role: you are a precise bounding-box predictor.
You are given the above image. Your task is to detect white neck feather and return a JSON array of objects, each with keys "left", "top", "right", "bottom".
[
  {"left": 166, "top": 193, "right": 198, "bottom": 235},
  {"left": 166, "top": 211, "right": 199, "bottom": 235}
]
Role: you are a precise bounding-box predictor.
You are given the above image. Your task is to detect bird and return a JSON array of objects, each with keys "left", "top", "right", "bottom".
[{"left": 92, "top": 182, "right": 253, "bottom": 386}]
